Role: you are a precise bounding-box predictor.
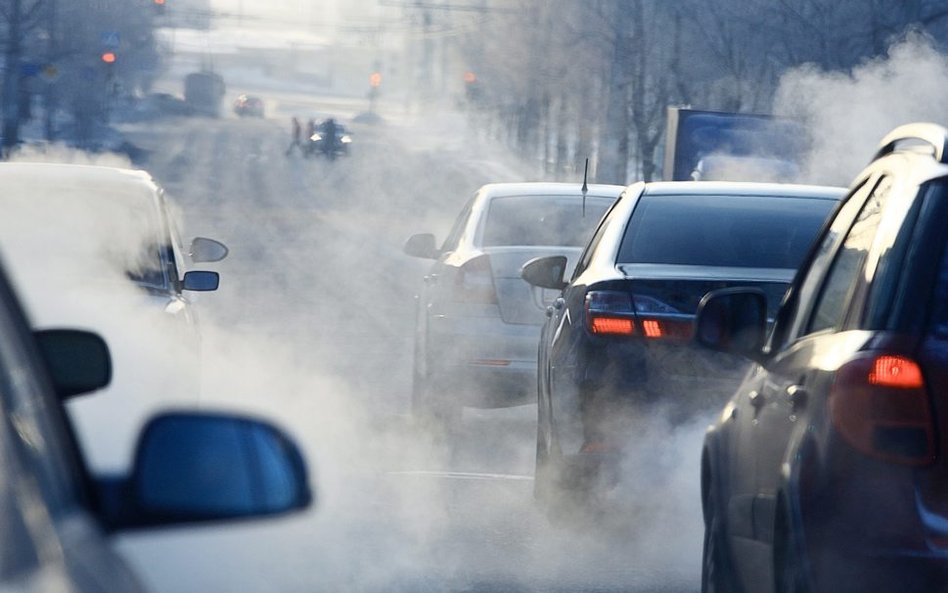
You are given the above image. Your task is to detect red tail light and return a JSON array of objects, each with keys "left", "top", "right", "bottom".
[
  {"left": 642, "top": 319, "right": 662, "bottom": 338},
  {"left": 454, "top": 255, "right": 497, "bottom": 304},
  {"left": 830, "top": 353, "right": 935, "bottom": 466},
  {"left": 591, "top": 317, "right": 635, "bottom": 335},
  {"left": 586, "top": 291, "right": 635, "bottom": 335},
  {"left": 869, "top": 355, "right": 924, "bottom": 388}
]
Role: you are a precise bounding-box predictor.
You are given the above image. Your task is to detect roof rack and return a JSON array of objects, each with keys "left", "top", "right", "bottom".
[{"left": 874, "top": 123, "right": 948, "bottom": 164}]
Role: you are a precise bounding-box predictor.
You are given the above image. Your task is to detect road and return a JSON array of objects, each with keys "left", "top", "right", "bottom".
[{"left": 108, "top": 106, "right": 706, "bottom": 592}]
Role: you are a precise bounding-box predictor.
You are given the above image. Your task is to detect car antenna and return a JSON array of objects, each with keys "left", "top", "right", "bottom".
[{"left": 581, "top": 158, "right": 589, "bottom": 217}]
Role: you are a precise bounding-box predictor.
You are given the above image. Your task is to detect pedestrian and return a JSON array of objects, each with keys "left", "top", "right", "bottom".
[{"left": 285, "top": 116, "right": 302, "bottom": 155}]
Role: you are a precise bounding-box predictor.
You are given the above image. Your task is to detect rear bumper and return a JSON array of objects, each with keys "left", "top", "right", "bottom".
[{"left": 427, "top": 313, "right": 540, "bottom": 407}]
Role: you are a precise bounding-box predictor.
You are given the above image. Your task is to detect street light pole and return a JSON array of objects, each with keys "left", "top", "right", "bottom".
[
  {"left": 2, "top": 0, "right": 23, "bottom": 154},
  {"left": 44, "top": 0, "right": 57, "bottom": 141}
]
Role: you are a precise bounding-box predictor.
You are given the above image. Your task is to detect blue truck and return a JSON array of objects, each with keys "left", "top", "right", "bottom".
[{"left": 663, "top": 107, "right": 808, "bottom": 182}]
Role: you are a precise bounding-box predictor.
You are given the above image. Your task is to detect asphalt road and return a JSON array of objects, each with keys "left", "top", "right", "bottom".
[{"left": 111, "top": 108, "right": 705, "bottom": 593}]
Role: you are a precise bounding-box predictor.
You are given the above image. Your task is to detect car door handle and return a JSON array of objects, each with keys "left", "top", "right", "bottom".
[{"left": 786, "top": 385, "right": 808, "bottom": 411}]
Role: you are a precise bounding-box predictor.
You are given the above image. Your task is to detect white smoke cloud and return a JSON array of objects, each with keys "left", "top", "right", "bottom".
[{"left": 776, "top": 33, "right": 948, "bottom": 186}]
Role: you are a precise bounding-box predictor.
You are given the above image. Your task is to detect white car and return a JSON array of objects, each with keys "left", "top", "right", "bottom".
[
  {"left": 0, "top": 163, "right": 228, "bottom": 470},
  {"left": 403, "top": 182, "right": 624, "bottom": 424}
]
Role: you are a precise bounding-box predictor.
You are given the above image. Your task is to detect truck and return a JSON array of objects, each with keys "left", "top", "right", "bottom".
[
  {"left": 184, "top": 71, "right": 225, "bottom": 117},
  {"left": 663, "top": 107, "right": 807, "bottom": 182}
]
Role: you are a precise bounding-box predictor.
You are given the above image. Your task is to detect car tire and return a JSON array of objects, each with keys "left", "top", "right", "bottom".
[
  {"left": 702, "top": 480, "right": 737, "bottom": 593},
  {"left": 411, "top": 364, "right": 460, "bottom": 433}
]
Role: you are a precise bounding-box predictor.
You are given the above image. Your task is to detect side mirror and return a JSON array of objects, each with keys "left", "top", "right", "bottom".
[
  {"left": 34, "top": 329, "right": 111, "bottom": 399},
  {"left": 521, "top": 256, "right": 569, "bottom": 290},
  {"left": 104, "top": 411, "right": 313, "bottom": 530},
  {"left": 189, "top": 237, "right": 229, "bottom": 263},
  {"left": 182, "top": 270, "right": 219, "bottom": 292},
  {"left": 403, "top": 233, "right": 439, "bottom": 259},
  {"left": 694, "top": 288, "right": 768, "bottom": 360}
]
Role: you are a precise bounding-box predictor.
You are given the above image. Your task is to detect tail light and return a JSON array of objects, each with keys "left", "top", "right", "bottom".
[
  {"left": 586, "top": 291, "right": 635, "bottom": 335},
  {"left": 830, "top": 353, "right": 935, "bottom": 466},
  {"left": 640, "top": 317, "right": 692, "bottom": 340},
  {"left": 585, "top": 290, "right": 694, "bottom": 339},
  {"left": 453, "top": 254, "right": 497, "bottom": 304}
]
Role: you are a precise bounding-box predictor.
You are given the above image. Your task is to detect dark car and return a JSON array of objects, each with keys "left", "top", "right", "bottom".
[
  {"left": 233, "top": 94, "right": 264, "bottom": 118},
  {"left": 307, "top": 119, "right": 352, "bottom": 159},
  {"left": 695, "top": 123, "right": 948, "bottom": 593},
  {"left": 404, "top": 182, "right": 623, "bottom": 425},
  {"left": 0, "top": 254, "right": 311, "bottom": 591},
  {"left": 522, "top": 181, "right": 844, "bottom": 505}
]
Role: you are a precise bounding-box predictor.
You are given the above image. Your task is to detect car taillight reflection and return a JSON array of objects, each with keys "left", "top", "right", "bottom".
[
  {"left": 830, "top": 353, "right": 935, "bottom": 466},
  {"left": 454, "top": 254, "right": 497, "bottom": 304}
]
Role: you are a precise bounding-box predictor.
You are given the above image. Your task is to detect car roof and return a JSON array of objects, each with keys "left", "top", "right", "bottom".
[
  {"left": 639, "top": 180, "right": 846, "bottom": 200},
  {"left": 0, "top": 162, "right": 158, "bottom": 194},
  {"left": 477, "top": 182, "right": 626, "bottom": 199}
]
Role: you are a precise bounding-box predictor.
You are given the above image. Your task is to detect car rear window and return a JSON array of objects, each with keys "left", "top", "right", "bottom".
[
  {"left": 617, "top": 193, "right": 836, "bottom": 268},
  {"left": 481, "top": 195, "right": 614, "bottom": 247}
]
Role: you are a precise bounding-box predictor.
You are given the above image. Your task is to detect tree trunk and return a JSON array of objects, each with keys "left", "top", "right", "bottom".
[{"left": 2, "top": 0, "right": 23, "bottom": 153}]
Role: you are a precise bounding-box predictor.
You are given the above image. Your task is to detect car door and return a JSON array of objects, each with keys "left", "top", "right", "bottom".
[
  {"left": 0, "top": 267, "right": 145, "bottom": 592},
  {"left": 547, "top": 200, "right": 622, "bottom": 453},
  {"left": 752, "top": 174, "right": 893, "bottom": 548}
]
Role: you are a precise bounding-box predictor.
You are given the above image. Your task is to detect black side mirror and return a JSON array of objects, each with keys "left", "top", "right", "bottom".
[
  {"left": 189, "top": 237, "right": 229, "bottom": 263},
  {"left": 694, "top": 288, "right": 768, "bottom": 360},
  {"left": 521, "top": 256, "right": 569, "bottom": 290},
  {"left": 104, "top": 411, "right": 312, "bottom": 531},
  {"left": 34, "top": 329, "right": 111, "bottom": 399},
  {"left": 403, "top": 233, "right": 439, "bottom": 259},
  {"left": 182, "top": 270, "right": 219, "bottom": 291}
]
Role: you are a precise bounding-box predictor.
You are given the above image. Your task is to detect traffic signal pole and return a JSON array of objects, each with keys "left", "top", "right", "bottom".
[{"left": 2, "top": 0, "right": 23, "bottom": 154}]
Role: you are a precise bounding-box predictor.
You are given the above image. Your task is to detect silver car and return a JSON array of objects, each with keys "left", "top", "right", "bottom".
[{"left": 403, "top": 182, "right": 624, "bottom": 424}]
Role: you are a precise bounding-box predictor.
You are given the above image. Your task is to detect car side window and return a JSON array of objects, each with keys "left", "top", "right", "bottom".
[
  {"left": 572, "top": 197, "right": 622, "bottom": 281},
  {"left": 0, "top": 288, "right": 81, "bottom": 518},
  {"left": 770, "top": 179, "right": 872, "bottom": 349},
  {"left": 441, "top": 197, "right": 474, "bottom": 253},
  {"left": 806, "top": 177, "right": 891, "bottom": 335},
  {"left": 927, "top": 198, "right": 948, "bottom": 338}
]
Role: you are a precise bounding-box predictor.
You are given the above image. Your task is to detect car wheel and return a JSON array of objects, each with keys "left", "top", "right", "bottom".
[
  {"left": 411, "top": 365, "right": 460, "bottom": 432},
  {"left": 702, "top": 480, "right": 737, "bottom": 593},
  {"left": 774, "top": 514, "right": 807, "bottom": 593}
]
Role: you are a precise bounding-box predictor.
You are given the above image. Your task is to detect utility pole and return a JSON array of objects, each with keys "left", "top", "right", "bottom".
[
  {"left": 44, "top": 0, "right": 56, "bottom": 141},
  {"left": 2, "top": 0, "right": 23, "bottom": 153}
]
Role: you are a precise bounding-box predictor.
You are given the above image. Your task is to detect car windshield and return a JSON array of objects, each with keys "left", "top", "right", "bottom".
[
  {"left": 481, "top": 195, "right": 614, "bottom": 247},
  {"left": 617, "top": 193, "right": 836, "bottom": 268}
]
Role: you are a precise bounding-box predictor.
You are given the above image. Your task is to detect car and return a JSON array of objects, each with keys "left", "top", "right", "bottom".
[
  {"left": 0, "top": 163, "right": 228, "bottom": 470},
  {"left": 522, "top": 181, "right": 846, "bottom": 506},
  {"left": 233, "top": 94, "right": 264, "bottom": 118},
  {"left": 0, "top": 252, "right": 311, "bottom": 592},
  {"left": 694, "top": 124, "right": 948, "bottom": 593},
  {"left": 306, "top": 119, "right": 352, "bottom": 159},
  {"left": 403, "top": 182, "right": 624, "bottom": 425}
]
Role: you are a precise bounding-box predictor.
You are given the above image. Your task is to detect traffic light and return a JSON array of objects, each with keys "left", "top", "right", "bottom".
[
  {"left": 369, "top": 72, "right": 382, "bottom": 88},
  {"left": 464, "top": 71, "right": 481, "bottom": 101},
  {"left": 100, "top": 52, "right": 117, "bottom": 64}
]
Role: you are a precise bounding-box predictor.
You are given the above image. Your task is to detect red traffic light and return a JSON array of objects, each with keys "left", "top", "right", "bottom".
[
  {"left": 101, "top": 52, "right": 117, "bottom": 64},
  {"left": 463, "top": 71, "right": 477, "bottom": 84},
  {"left": 154, "top": 0, "right": 166, "bottom": 4},
  {"left": 369, "top": 72, "right": 382, "bottom": 88}
]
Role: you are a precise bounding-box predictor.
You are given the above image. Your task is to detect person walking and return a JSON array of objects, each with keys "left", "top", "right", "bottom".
[{"left": 285, "top": 116, "right": 302, "bottom": 155}]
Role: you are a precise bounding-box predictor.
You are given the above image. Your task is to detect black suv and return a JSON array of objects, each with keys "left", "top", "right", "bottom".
[{"left": 696, "top": 123, "right": 948, "bottom": 593}]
